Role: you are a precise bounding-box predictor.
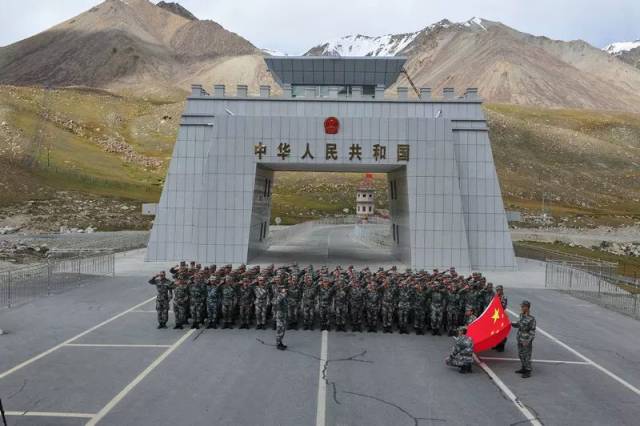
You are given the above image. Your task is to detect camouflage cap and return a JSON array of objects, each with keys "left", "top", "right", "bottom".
[{"left": 521, "top": 300, "right": 531, "bottom": 307}]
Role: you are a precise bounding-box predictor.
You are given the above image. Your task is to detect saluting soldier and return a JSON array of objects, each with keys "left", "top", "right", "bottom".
[
  {"left": 302, "top": 273, "right": 317, "bottom": 330},
  {"left": 381, "top": 278, "right": 396, "bottom": 333},
  {"left": 275, "top": 286, "right": 288, "bottom": 350},
  {"left": 148, "top": 271, "right": 174, "bottom": 329},
  {"left": 172, "top": 278, "right": 190, "bottom": 329},
  {"left": 349, "top": 279, "right": 366, "bottom": 332},
  {"left": 512, "top": 300, "right": 536, "bottom": 378},
  {"left": 254, "top": 275, "right": 270, "bottom": 329}
]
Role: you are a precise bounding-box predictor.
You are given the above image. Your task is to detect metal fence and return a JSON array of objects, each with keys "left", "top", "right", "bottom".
[
  {"left": 514, "top": 242, "right": 618, "bottom": 276},
  {"left": 545, "top": 261, "right": 640, "bottom": 320},
  {"left": 0, "top": 253, "right": 114, "bottom": 308}
]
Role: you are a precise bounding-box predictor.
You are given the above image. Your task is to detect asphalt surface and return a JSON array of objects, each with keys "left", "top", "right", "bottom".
[{"left": 0, "top": 225, "right": 639, "bottom": 426}]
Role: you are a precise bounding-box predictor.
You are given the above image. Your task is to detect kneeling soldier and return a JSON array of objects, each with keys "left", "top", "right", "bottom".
[{"left": 445, "top": 326, "right": 474, "bottom": 374}]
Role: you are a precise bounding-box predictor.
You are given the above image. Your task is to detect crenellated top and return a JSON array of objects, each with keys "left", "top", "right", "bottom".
[{"left": 190, "top": 84, "right": 483, "bottom": 102}]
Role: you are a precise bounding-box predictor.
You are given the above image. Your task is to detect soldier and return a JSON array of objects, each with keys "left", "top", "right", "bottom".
[
  {"left": 413, "top": 282, "right": 428, "bottom": 335},
  {"left": 512, "top": 300, "right": 536, "bottom": 378},
  {"left": 172, "top": 278, "right": 190, "bottom": 329},
  {"left": 430, "top": 284, "right": 446, "bottom": 335},
  {"left": 238, "top": 277, "right": 255, "bottom": 329},
  {"left": 318, "top": 276, "right": 334, "bottom": 331},
  {"left": 445, "top": 326, "right": 474, "bottom": 374},
  {"left": 188, "top": 270, "right": 207, "bottom": 329},
  {"left": 349, "top": 279, "right": 366, "bottom": 332},
  {"left": 270, "top": 273, "right": 284, "bottom": 330},
  {"left": 464, "top": 306, "right": 477, "bottom": 325},
  {"left": 206, "top": 273, "right": 221, "bottom": 328},
  {"left": 275, "top": 286, "right": 288, "bottom": 350},
  {"left": 381, "top": 278, "right": 396, "bottom": 333},
  {"left": 333, "top": 279, "right": 349, "bottom": 332},
  {"left": 148, "top": 271, "right": 174, "bottom": 329},
  {"left": 397, "top": 279, "right": 414, "bottom": 334},
  {"left": 365, "top": 280, "right": 380, "bottom": 332},
  {"left": 446, "top": 283, "right": 461, "bottom": 336},
  {"left": 302, "top": 273, "right": 317, "bottom": 330},
  {"left": 254, "top": 275, "right": 270, "bottom": 329},
  {"left": 482, "top": 282, "right": 496, "bottom": 313},
  {"left": 493, "top": 285, "right": 508, "bottom": 352},
  {"left": 221, "top": 276, "right": 236, "bottom": 329},
  {"left": 287, "top": 274, "right": 302, "bottom": 330}
]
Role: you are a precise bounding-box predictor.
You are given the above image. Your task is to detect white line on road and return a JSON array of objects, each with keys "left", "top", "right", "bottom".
[
  {"left": 4, "top": 411, "right": 95, "bottom": 418},
  {"left": 64, "top": 343, "right": 172, "bottom": 348},
  {"left": 506, "top": 308, "right": 640, "bottom": 397},
  {"left": 474, "top": 355, "right": 543, "bottom": 426},
  {"left": 87, "top": 329, "right": 195, "bottom": 426},
  {"left": 315, "top": 330, "right": 328, "bottom": 426},
  {"left": 479, "top": 356, "right": 590, "bottom": 365},
  {"left": 0, "top": 296, "right": 157, "bottom": 380}
]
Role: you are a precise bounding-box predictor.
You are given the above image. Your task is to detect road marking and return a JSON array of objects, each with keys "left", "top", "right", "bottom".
[
  {"left": 474, "top": 354, "right": 543, "bottom": 426},
  {"left": 87, "top": 329, "right": 195, "bottom": 426},
  {"left": 479, "top": 356, "right": 590, "bottom": 365},
  {"left": 0, "top": 296, "right": 157, "bottom": 380},
  {"left": 4, "top": 411, "right": 95, "bottom": 418},
  {"left": 315, "top": 330, "right": 328, "bottom": 426},
  {"left": 64, "top": 343, "right": 172, "bottom": 348},
  {"left": 506, "top": 309, "right": 640, "bottom": 397}
]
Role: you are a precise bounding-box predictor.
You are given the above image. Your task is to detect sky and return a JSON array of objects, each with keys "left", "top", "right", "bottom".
[{"left": 1, "top": 0, "right": 639, "bottom": 53}]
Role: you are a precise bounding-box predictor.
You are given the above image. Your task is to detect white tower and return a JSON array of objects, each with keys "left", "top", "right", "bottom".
[{"left": 356, "top": 173, "right": 375, "bottom": 219}]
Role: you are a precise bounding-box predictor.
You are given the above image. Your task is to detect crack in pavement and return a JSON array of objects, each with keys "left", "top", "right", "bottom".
[
  {"left": 341, "top": 390, "right": 446, "bottom": 425},
  {"left": 7, "top": 379, "right": 27, "bottom": 400},
  {"left": 256, "top": 338, "right": 443, "bottom": 424}
]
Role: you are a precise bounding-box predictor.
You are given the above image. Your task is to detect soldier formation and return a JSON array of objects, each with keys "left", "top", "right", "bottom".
[
  {"left": 149, "top": 262, "right": 503, "bottom": 334},
  {"left": 148, "top": 261, "right": 536, "bottom": 375}
]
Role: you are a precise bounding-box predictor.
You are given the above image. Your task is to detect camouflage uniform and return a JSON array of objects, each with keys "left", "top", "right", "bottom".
[
  {"left": 446, "top": 334, "right": 474, "bottom": 373},
  {"left": 413, "top": 285, "right": 428, "bottom": 334},
  {"left": 446, "top": 289, "right": 461, "bottom": 335},
  {"left": 239, "top": 281, "right": 255, "bottom": 328},
  {"left": 430, "top": 287, "right": 445, "bottom": 335},
  {"left": 302, "top": 278, "right": 317, "bottom": 330},
  {"left": 513, "top": 310, "right": 536, "bottom": 375},
  {"left": 349, "top": 281, "right": 366, "bottom": 332},
  {"left": 397, "top": 283, "right": 414, "bottom": 334},
  {"left": 365, "top": 283, "right": 380, "bottom": 332},
  {"left": 172, "top": 281, "right": 190, "bottom": 329},
  {"left": 253, "top": 280, "right": 269, "bottom": 329},
  {"left": 317, "top": 281, "right": 335, "bottom": 330},
  {"left": 287, "top": 278, "right": 302, "bottom": 329},
  {"left": 381, "top": 283, "right": 396, "bottom": 332},
  {"left": 221, "top": 278, "right": 236, "bottom": 328},
  {"left": 275, "top": 290, "right": 288, "bottom": 349},
  {"left": 206, "top": 277, "right": 221, "bottom": 328},
  {"left": 148, "top": 275, "right": 174, "bottom": 328},
  {"left": 333, "top": 281, "right": 349, "bottom": 331},
  {"left": 189, "top": 273, "right": 207, "bottom": 329}
]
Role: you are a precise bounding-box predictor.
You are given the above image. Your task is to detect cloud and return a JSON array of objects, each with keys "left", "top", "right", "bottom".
[{"left": 1, "top": 0, "right": 639, "bottom": 52}]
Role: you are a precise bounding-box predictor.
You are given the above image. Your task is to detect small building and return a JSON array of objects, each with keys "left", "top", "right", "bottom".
[{"left": 356, "top": 173, "right": 375, "bottom": 219}]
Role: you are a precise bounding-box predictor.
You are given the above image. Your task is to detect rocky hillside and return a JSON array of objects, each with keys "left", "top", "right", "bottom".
[
  {"left": 0, "top": 0, "right": 271, "bottom": 97},
  {"left": 306, "top": 18, "right": 640, "bottom": 112}
]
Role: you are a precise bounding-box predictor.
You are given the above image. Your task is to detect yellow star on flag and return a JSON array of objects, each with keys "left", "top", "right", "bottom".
[{"left": 491, "top": 308, "right": 500, "bottom": 324}]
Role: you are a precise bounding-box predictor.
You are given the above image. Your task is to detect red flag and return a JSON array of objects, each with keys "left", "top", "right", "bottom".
[{"left": 467, "top": 295, "right": 511, "bottom": 353}]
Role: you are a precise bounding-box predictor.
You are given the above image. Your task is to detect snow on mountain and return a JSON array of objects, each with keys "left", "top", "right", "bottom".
[
  {"left": 305, "top": 17, "right": 489, "bottom": 57},
  {"left": 308, "top": 32, "right": 419, "bottom": 57},
  {"left": 604, "top": 40, "right": 640, "bottom": 55},
  {"left": 262, "top": 48, "right": 288, "bottom": 56}
]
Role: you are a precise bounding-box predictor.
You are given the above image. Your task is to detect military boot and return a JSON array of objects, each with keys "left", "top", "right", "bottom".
[
  {"left": 521, "top": 370, "right": 531, "bottom": 378},
  {"left": 515, "top": 367, "right": 526, "bottom": 374},
  {"left": 277, "top": 343, "right": 288, "bottom": 350}
]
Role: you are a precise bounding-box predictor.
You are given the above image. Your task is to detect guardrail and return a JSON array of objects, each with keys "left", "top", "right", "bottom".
[
  {"left": 0, "top": 253, "right": 115, "bottom": 308},
  {"left": 514, "top": 242, "right": 618, "bottom": 276},
  {"left": 545, "top": 261, "right": 640, "bottom": 320}
]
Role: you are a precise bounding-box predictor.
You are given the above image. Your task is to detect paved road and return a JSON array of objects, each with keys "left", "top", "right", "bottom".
[{"left": 1, "top": 226, "right": 639, "bottom": 425}]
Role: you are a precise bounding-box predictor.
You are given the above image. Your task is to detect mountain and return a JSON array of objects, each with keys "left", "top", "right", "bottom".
[
  {"left": 0, "top": 0, "right": 270, "bottom": 97},
  {"left": 603, "top": 40, "right": 640, "bottom": 70},
  {"left": 305, "top": 18, "right": 640, "bottom": 112},
  {"left": 305, "top": 32, "right": 419, "bottom": 57},
  {"left": 156, "top": 1, "right": 198, "bottom": 21}
]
